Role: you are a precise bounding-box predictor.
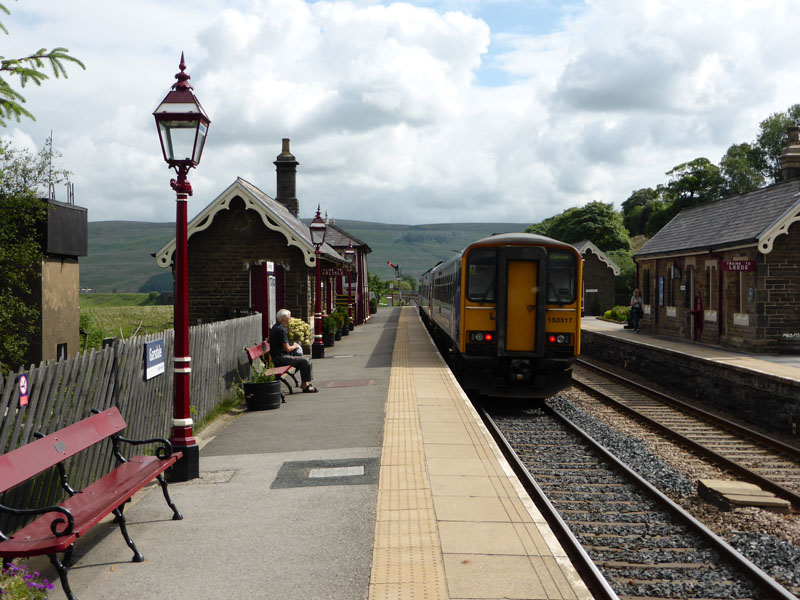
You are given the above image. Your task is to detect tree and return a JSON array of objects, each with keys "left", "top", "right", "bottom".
[
  {"left": 661, "top": 157, "right": 724, "bottom": 211},
  {"left": 526, "top": 201, "right": 631, "bottom": 252},
  {"left": 719, "top": 142, "right": 764, "bottom": 196},
  {"left": 0, "top": 2, "right": 85, "bottom": 126},
  {"left": 0, "top": 191, "right": 45, "bottom": 372},
  {"left": 753, "top": 104, "right": 800, "bottom": 183},
  {"left": 0, "top": 137, "right": 71, "bottom": 372},
  {"left": 368, "top": 273, "right": 386, "bottom": 303},
  {"left": 621, "top": 188, "right": 659, "bottom": 236}
]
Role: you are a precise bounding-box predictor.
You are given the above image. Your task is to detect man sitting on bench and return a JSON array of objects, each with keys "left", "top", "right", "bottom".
[{"left": 270, "top": 309, "right": 318, "bottom": 393}]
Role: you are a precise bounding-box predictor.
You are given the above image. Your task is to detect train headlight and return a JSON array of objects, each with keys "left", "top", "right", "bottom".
[
  {"left": 469, "top": 331, "right": 495, "bottom": 343},
  {"left": 547, "top": 333, "right": 571, "bottom": 345}
]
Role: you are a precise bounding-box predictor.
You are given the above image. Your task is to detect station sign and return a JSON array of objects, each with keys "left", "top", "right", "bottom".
[
  {"left": 18, "top": 373, "right": 29, "bottom": 408},
  {"left": 721, "top": 260, "right": 755, "bottom": 272},
  {"left": 144, "top": 339, "right": 165, "bottom": 380}
]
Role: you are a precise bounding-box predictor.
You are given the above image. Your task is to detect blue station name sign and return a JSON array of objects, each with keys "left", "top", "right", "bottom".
[{"left": 144, "top": 339, "right": 165, "bottom": 380}]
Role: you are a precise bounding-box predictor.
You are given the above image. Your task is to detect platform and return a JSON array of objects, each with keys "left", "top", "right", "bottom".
[{"left": 36, "top": 306, "right": 592, "bottom": 600}]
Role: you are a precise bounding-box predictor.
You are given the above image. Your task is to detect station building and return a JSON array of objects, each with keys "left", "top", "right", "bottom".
[
  {"left": 574, "top": 240, "right": 620, "bottom": 316},
  {"left": 155, "top": 139, "right": 370, "bottom": 343},
  {"left": 634, "top": 129, "right": 800, "bottom": 353}
]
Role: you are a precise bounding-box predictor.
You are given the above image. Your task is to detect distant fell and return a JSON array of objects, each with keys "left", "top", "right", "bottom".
[{"left": 81, "top": 220, "right": 530, "bottom": 292}]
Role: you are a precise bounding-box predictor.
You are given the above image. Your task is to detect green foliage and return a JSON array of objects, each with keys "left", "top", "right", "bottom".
[
  {"left": 0, "top": 3, "right": 85, "bottom": 126},
  {"left": 287, "top": 317, "right": 310, "bottom": 346},
  {"left": 0, "top": 135, "right": 72, "bottom": 196},
  {"left": 603, "top": 305, "right": 630, "bottom": 323},
  {"left": 370, "top": 298, "right": 377, "bottom": 312},
  {"left": 333, "top": 306, "right": 350, "bottom": 327},
  {"left": 249, "top": 355, "right": 277, "bottom": 383},
  {"left": 607, "top": 249, "right": 635, "bottom": 299},
  {"left": 322, "top": 315, "right": 337, "bottom": 334},
  {"left": 754, "top": 104, "right": 800, "bottom": 182},
  {"left": 661, "top": 157, "right": 724, "bottom": 211},
  {"left": 526, "top": 201, "right": 630, "bottom": 252},
  {"left": 368, "top": 272, "right": 386, "bottom": 302},
  {"left": 79, "top": 292, "right": 163, "bottom": 308},
  {"left": 79, "top": 306, "right": 173, "bottom": 350},
  {"left": 0, "top": 560, "right": 53, "bottom": 599},
  {"left": 0, "top": 191, "right": 45, "bottom": 372},
  {"left": 621, "top": 188, "right": 659, "bottom": 236},
  {"left": 719, "top": 142, "right": 765, "bottom": 196}
]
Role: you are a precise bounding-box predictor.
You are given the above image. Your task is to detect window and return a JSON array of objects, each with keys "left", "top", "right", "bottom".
[
  {"left": 705, "top": 262, "right": 717, "bottom": 309},
  {"left": 547, "top": 251, "right": 577, "bottom": 304},
  {"left": 643, "top": 269, "right": 651, "bottom": 305},
  {"left": 466, "top": 248, "right": 496, "bottom": 302}
]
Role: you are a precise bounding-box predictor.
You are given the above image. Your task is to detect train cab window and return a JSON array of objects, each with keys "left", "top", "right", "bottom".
[
  {"left": 466, "top": 248, "right": 496, "bottom": 303},
  {"left": 547, "top": 251, "right": 577, "bottom": 304}
]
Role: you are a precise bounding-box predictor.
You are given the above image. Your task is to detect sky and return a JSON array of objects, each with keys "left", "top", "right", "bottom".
[{"left": 2, "top": 0, "right": 799, "bottom": 226}]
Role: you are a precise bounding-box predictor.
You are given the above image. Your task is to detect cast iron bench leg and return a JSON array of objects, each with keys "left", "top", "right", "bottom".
[
  {"left": 157, "top": 474, "right": 183, "bottom": 520},
  {"left": 49, "top": 552, "right": 77, "bottom": 600},
  {"left": 112, "top": 507, "right": 143, "bottom": 563},
  {"left": 281, "top": 377, "right": 293, "bottom": 395}
]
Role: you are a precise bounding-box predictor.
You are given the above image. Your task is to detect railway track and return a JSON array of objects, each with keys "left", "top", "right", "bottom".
[
  {"left": 573, "top": 359, "right": 800, "bottom": 511},
  {"left": 479, "top": 402, "right": 798, "bottom": 599}
]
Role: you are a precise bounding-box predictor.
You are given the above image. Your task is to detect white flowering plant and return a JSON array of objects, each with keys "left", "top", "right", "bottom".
[{"left": 287, "top": 318, "right": 310, "bottom": 346}]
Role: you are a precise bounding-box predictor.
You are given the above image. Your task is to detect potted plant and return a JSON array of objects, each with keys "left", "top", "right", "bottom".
[
  {"left": 332, "top": 311, "right": 344, "bottom": 341},
  {"left": 287, "top": 317, "right": 311, "bottom": 354},
  {"left": 242, "top": 358, "right": 282, "bottom": 410},
  {"left": 370, "top": 298, "right": 377, "bottom": 314},
  {"left": 322, "top": 316, "right": 336, "bottom": 347},
  {"left": 334, "top": 308, "right": 350, "bottom": 336}
]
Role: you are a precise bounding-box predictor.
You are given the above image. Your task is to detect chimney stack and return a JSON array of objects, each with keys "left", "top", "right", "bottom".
[
  {"left": 274, "top": 138, "right": 299, "bottom": 216},
  {"left": 779, "top": 126, "right": 800, "bottom": 182}
]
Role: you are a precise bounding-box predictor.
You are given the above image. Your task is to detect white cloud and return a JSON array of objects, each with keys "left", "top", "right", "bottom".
[{"left": 2, "top": 0, "right": 799, "bottom": 226}]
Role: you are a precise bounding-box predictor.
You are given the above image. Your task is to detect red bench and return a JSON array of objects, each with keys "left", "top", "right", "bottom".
[
  {"left": 0, "top": 407, "right": 183, "bottom": 600},
  {"left": 245, "top": 341, "right": 299, "bottom": 395}
]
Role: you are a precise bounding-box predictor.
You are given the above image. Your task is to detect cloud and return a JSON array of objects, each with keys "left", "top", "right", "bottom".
[{"left": 3, "top": 0, "right": 800, "bottom": 226}]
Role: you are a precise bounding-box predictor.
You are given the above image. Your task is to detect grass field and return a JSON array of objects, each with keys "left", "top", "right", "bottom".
[{"left": 80, "top": 293, "right": 173, "bottom": 349}]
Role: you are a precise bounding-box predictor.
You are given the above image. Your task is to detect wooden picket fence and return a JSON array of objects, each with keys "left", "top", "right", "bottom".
[{"left": 0, "top": 314, "right": 262, "bottom": 534}]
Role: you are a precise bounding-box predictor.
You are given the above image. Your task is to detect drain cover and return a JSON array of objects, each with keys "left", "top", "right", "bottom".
[{"left": 271, "top": 458, "right": 379, "bottom": 488}]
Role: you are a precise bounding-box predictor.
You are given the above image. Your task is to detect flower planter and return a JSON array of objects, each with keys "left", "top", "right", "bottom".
[
  {"left": 341, "top": 326, "right": 349, "bottom": 337},
  {"left": 243, "top": 381, "right": 282, "bottom": 411},
  {"left": 334, "top": 329, "right": 342, "bottom": 341},
  {"left": 348, "top": 322, "right": 354, "bottom": 331},
  {"left": 323, "top": 332, "right": 335, "bottom": 347}
]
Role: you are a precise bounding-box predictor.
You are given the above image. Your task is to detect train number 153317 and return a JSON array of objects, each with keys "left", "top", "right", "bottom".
[{"left": 547, "top": 316, "right": 573, "bottom": 324}]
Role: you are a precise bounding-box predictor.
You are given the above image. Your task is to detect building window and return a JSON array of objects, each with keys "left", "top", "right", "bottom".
[
  {"left": 705, "top": 262, "right": 717, "bottom": 310},
  {"left": 57, "top": 343, "right": 68, "bottom": 361},
  {"left": 643, "top": 269, "right": 651, "bottom": 304}
]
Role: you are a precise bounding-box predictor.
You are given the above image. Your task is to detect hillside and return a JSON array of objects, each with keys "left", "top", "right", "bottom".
[{"left": 81, "top": 220, "right": 530, "bottom": 292}]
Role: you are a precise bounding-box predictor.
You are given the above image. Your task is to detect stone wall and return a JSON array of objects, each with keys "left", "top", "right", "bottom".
[
  {"left": 762, "top": 220, "right": 800, "bottom": 349},
  {"left": 582, "top": 252, "right": 616, "bottom": 316},
  {"left": 187, "top": 196, "right": 312, "bottom": 325},
  {"left": 581, "top": 329, "right": 800, "bottom": 438}
]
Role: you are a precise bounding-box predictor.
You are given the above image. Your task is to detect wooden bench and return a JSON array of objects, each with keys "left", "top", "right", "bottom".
[
  {"left": 245, "top": 340, "right": 299, "bottom": 395},
  {"left": 0, "top": 407, "right": 183, "bottom": 600}
]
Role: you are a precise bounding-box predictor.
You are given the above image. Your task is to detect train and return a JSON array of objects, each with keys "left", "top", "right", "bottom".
[{"left": 418, "top": 232, "right": 582, "bottom": 399}]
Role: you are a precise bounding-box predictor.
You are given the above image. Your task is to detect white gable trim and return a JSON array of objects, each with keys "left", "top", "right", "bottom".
[
  {"left": 154, "top": 179, "right": 318, "bottom": 269},
  {"left": 757, "top": 196, "right": 800, "bottom": 254},
  {"left": 578, "top": 240, "right": 621, "bottom": 275}
]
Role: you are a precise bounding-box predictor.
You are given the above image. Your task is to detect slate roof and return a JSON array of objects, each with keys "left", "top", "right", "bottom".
[
  {"left": 323, "top": 222, "right": 372, "bottom": 253},
  {"left": 636, "top": 179, "right": 800, "bottom": 257}
]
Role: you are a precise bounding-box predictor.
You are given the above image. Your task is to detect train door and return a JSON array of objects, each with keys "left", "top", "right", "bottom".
[{"left": 496, "top": 246, "right": 547, "bottom": 355}]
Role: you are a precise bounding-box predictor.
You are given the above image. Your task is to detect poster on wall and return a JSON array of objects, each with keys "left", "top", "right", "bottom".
[{"left": 658, "top": 276, "right": 665, "bottom": 306}]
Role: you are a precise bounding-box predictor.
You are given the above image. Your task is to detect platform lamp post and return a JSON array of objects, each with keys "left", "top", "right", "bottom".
[
  {"left": 153, "top": 53, "right": 210, "bottom": 482},
  {"left": 345, "top": 241, "right": 355, "bottom": 328},
  {"left": 310, "top": 206, "right": 327, "bottom": 359}
]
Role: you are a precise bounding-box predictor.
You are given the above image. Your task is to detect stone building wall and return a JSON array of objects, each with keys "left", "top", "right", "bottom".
[
  {"left": 187, "top": 196, "right": 312, "bottom": 325},
  {"left": 581, "top": 252, "right": 615, "bottom": 315},
  {"left": 762, "top": 220, "right": 800, "bottom": 349}
]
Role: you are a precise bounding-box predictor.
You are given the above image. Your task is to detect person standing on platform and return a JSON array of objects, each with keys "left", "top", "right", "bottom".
[
  {"left": 630, "top": 288, "right": 643, "bottom": 333},
  {"left": 270, "top": 309, "right": 318, "bottom": 392}
]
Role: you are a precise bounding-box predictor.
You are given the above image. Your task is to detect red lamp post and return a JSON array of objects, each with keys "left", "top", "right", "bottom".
[
  {"left": 345, "top": 241, "right": 355, "bottom": 328},
  {"left": 153, "top": 53, "right": 210, "bottom": 482},
  {"left": 309, "top": 206, "right": 327, "bottom": 359}
]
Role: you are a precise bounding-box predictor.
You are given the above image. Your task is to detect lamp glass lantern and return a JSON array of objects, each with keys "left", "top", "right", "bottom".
[
  {"left": 153, "top": 60, "right": 210, "bottom": 167},
  {"left": 344, "top": 242, "right": 355, "bottom": 265},
  {"left": 310, "top": 209, "right": 327, "bottom": 247}
]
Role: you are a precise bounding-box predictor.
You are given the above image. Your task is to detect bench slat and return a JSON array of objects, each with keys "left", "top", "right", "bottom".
[
  {"left": 0, "top": 454, "right": 180, "bottom": 557},
  {"left": 0, "top": 409, "right": 126, "bottom": 493}
]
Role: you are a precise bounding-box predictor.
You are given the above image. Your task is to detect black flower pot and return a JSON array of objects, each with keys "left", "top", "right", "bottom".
[
  {"left": 243, "top": 381, "right": 282, "bottom": 411},
  {"left": 348, "top": 322, "right": 354, "bottom": 331},
  {"left": 323, "top": 332, "right": 335, "bottom": 347},
  {"left": 334, "top": 329, "right": 342, "bottom": 341},
  {"left": 341, "top": 326, "right": 349, "bottom": 336}
]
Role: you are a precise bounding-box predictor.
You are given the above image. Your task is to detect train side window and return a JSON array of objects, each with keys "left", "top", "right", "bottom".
[
  {"left": 547, "top": 251, "right": 577, "bottom": 304},
  {"left": 466, "top": 248, "right": 496, "bottom": 303}
]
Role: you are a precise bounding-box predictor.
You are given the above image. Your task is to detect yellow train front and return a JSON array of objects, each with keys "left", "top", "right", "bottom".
[{"left": 419, "top": 233, "right": 582, "bottom": 399}]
